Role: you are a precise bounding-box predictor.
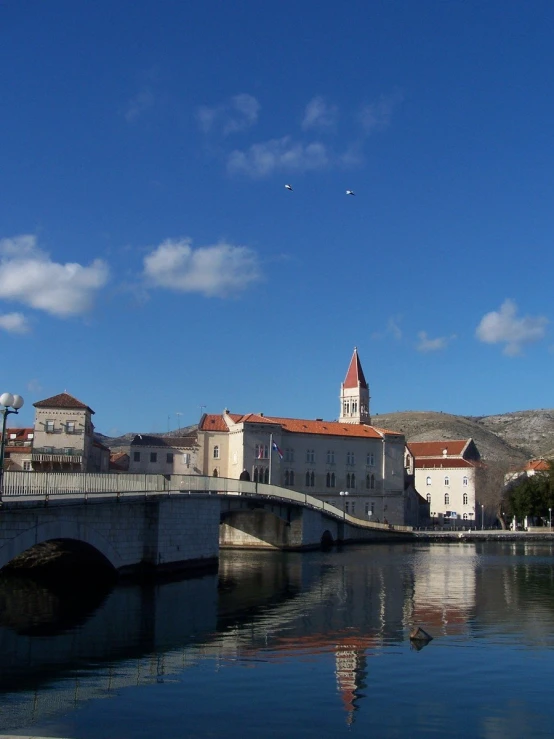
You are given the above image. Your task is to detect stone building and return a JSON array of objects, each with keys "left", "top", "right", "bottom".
[
  {"left": 31, "top": 392, "right": 96, "bottom": 472},
  {"left": 408, "top": 439, "right": 480, "bottom": 526},
  {"left": 196, "top": 348, "right": 415, "bottom": 526},
  {"left": 3, "top": 428, "right": 34, "bottom": 471},
  {"left": 129, "top": 433, "right": 199, "bottom": 475}
]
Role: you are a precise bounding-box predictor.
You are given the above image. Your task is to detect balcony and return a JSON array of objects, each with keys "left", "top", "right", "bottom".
[{"left": 32, "top": 447, "right": 83, "bottom": 464}]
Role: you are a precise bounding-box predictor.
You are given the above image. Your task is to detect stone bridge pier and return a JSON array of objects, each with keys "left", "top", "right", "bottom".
[{"left": 0, "top": 495, "right": 221, "bottom": 575}]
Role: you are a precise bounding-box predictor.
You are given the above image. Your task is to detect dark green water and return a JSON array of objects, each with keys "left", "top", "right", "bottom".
[{"left": 1, "top": 541, "right": 554, "bottom": 738}]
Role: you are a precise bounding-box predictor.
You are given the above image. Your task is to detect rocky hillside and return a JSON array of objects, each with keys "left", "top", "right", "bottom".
[{"left": 373, "top": 409, "right": 554, "bottom": 463}]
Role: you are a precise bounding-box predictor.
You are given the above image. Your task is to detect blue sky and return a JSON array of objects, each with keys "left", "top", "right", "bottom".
[{"left": 1, "top": 0, "right": 553, "bottom": 435}]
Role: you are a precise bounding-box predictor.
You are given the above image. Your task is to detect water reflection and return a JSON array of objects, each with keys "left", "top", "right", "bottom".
[{"left": 1, "top": 542, "right": 554, "bottom": 736}]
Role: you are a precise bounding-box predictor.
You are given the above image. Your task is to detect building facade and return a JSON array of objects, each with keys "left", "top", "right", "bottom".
[
  {"left": 196, "top": 349, "right": 412, "bottom": 525},
  {"left": 129, "top": 433, "right": 199, "bottom": 476},
  {"left": 409, "top": 439, "right": 480, "bottom": 526},
  {"left": 31, "top": 393, "right": 96, "bottom": 472},
  {"left": 3, "top": 428, "right": 34, "bottom": 471}
]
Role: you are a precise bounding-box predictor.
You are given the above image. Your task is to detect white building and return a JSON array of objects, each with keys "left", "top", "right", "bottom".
[
  {"left": 129, "top": 433, "right": 199, "bottom": 475},
  {"left": 409, "top": 439, "right": 480, "bottom": 527},
  {"left": 197, "top": 348, "right": 415, "bottom": 526}
]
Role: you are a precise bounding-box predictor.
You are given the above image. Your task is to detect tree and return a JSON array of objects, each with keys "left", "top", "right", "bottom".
[{"left": 505, "top": 460, "right": 554, "bottom": 524}]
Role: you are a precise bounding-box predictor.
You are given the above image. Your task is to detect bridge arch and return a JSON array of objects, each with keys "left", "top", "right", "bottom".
[{"left": 0, "top": 519, "right": 124, "bottom": 572}]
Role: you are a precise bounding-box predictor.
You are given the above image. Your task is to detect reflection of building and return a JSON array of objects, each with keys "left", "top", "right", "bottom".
[
  {"left": 197, "top": 349, "right": 414, "bottom": 525},
  {"left": 409, "top": 544, "right": 476, "bottom": 636},
  {"left": 409, "top": 439, "right": 480, "bottom": 526},
  {"left": 335, "top": 638, "right": 369, "bottom": 726}
]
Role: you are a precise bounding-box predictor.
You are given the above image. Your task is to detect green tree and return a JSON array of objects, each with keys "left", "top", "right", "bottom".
[{"left": 506, "top": 460, "right": 554, "bottom": 523}]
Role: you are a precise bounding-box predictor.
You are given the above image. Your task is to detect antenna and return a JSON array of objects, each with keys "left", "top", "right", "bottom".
[
  {"left": 200, "top": 405, "right": 206, "bottom": 417},
  {"left": 176, "top": 412, "right": 183, "bottom": 432}
]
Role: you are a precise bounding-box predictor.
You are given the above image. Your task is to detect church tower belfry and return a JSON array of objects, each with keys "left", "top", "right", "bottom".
[{"left": 339, "top": 347, "right": 371, "bottom": 424}]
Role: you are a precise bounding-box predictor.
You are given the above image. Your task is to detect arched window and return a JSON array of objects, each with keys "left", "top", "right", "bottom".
[
  {"left": 330, "top": 472, "right": 335, "bottom": 487},
  {"left": 253, "top": 467, "right": 259, "bottom": 482},
  {"left": 445, "top": 493, "right": 450, "bottom": 505},
  {"left": 326, "top": 472, "right": 331, "bottom": 488},
  {"left": 366, "top": 474, "right": 370, "bottom": 489},
  {"left": 426, "top": 476, "right": 432, "bottom": 486},
  {"left": 463, "top": 513, "right": 468, "bottom": 520},
  {"left": 463, "top": 476, "right": 468, "bottom": 487},
  {"left": 346, "top": 473, "right": 351, "bottom": 488},
  {"left": 212, "top": 469, "right": 218, "bottom": 477},
  {"left": 310, "top": 471, "right": 315, "bottom": 487},
  {"left": 444, "top": 476, "right": 450, "bottom": 487},
  {"left": 264, "top": 468, "right": 269, "bottom": 484},
  {"left": 285, "top": 470, "right": 290, "bottom": 485},
  {"left": 306, "top": 471, "right": 311, "bottom": 486},
  {"left": 426, "top": 493, "right": 431, "bottom": 503},
  {"left": 370, "top": 474, "right": 375, "bottom": 490},
  {"left": 463, "top": 493, "right": 468, "bottom": 505},
  {"left": 213, "top": 446, "right": 219, "bottom": 459},
  {"left": 290, "top": 470, "right": 295, "bottom": 485},
  {"left": 351, "top": 473, "right": 356, "bottom": 489}
]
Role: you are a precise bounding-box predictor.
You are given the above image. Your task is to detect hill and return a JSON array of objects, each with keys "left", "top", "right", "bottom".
[{"left": 373, "top": 409, "right": 554, "bottom": 463}]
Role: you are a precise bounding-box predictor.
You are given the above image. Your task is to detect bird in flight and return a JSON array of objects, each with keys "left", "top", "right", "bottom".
[
  {"left": 346, "top": 190, "right": 355, "bottom": 196},
  {"left": 284, "top": 184, "right": 293, "bottom": 191}
]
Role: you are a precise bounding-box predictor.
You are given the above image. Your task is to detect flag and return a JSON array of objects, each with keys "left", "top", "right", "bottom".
[{"left": 272, "top": 440, "right": 283, "bottom": 460}]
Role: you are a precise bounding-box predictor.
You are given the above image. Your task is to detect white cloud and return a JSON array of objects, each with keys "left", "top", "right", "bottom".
[
  {"left": 359, "top": 91, "right": 403, "bottom": 134},
  {"left": 371, "top": 315, "right": 403, "bottom": 341},
  {"left": 475, "top": 299, "right": 548, "bottom": 356},
  {"left": 0, "top": 235, "right": 109, "bottom": 317},
  {"left": 124, "top": 88, "right": 155, "bottom": 122},
  {"left": 0, "top": 312, "right": 29, "bottom": 334},
  {"left": 302, "top": 96, "right": 338, "bottom": 131},
  {"left": 227, "top": 136, "right": 329, "bottom": 178},
  {"left": 417, "top": 331, "right": 456, "bottom": 353},
  {"left": 197, "top": 93, "right": 260, "bottom": 136},
  {"left": 143, "top": 238, "right": 261, "bottom": 297}
]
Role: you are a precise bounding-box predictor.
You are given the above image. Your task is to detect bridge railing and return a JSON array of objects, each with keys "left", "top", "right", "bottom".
[{"left": 1, "top": 472, "right": 412, "bottom": 532}]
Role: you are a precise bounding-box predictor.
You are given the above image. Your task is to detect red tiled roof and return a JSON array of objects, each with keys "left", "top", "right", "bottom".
[
  {"left": 408, "top": 440, "right": 469, "bottom": 457},
  {"left": 343, "top": 347, "right": 368, "bottom": 389},
  {"left": 6, "top": 427, "right": 33, "bottom": 441},
  {"left": 525, "top": 459, "right": 549, "bottom": 471},
  {"left": 415, "top": 457, "right": 476, "bottom": 469},
  {"left": 33, "top": 392, "right": 94, "bottom": 414},
  {"left": 201, "top": 412, "right": 403, "bottom": 439}
]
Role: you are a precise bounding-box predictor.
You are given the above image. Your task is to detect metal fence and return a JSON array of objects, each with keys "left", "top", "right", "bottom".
[{"left": 2, "top": 471, "right": 412, "bottom": 532}]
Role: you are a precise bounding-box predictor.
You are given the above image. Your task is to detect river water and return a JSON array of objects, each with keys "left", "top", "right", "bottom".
[{"left": 1, "top": 541, "right": 554, "bottom": 738}]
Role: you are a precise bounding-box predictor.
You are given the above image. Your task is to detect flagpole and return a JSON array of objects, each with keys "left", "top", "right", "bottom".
[{"left": 269, "top": 432, "right": 273, "bottom": 485}]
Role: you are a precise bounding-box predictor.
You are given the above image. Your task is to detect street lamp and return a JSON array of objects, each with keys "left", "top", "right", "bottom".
[
  {"left": 0, "top": 392, "right": 24, "bottom": 503},
  {"left": 481, "top": 504, "right": 484, "bottom": 531},
  {"left": 549, "top": 507, "right": 552, "bottom": 530},
  {"left": 339, "top": 490, "right": 349, "bottom": 518}
]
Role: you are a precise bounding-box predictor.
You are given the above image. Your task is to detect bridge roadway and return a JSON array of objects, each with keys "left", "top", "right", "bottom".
[{"left": 0, "top": 472, "right": 412, "bottom": 574}]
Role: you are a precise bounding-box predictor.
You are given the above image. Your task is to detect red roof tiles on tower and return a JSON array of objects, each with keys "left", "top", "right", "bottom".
[
  {"left": 343, "top": 347, "right": 368, "bottom": 389},
  {"left": 33, "top": 392, "right": 95, "bottom": 414}
]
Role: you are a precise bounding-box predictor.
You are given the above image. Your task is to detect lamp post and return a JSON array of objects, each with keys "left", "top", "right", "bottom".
[
  {"left": 0, "top": 392, "right": 24, "bottom": 503},
  {"left": 549, "top": 507, "right": 552, "bottom": 530},
  {"left": 339, "top": 490, "right": 349, "bottom": 519},
  {"left": 481, "top": 503, "right": 484, "bottom": 531}
]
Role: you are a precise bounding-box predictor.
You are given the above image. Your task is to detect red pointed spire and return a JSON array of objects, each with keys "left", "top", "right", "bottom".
[{"left": 343, "top": 347, "right": 368, "bottom": 389}]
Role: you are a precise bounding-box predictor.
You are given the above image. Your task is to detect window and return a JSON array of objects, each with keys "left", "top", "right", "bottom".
[
  {"left": 45, "top": 420, "right": 54, "bottom": 433},
  {"left": 289, "top": 470, "right": 295, "bottom": 485},
  {"left": 365, "top": 502, "right": 369, "bottom": 515},
  {"left": 63, "top": 447, "right": 72, "bottom": 455},
  {"left": 351, "top": 473, "right": 356, "bottom": 489},
  {"left": 134, "top": 452, "right": 140, "bottom": 462},
  {"left": 150, "top": 452, "right": 157, "bottom": 463},
  {"left": 426, "top": 476, "right": 432, "bottom": 486},
  {"left": 255, "top": 444, "right": 269, "bottom": 459},
  {"left": 183, "top": 453, "right": 190, "bottom": 465},
  {"left": 213, "top": 445, "right": 220, "bottom": 459},
  {"left": 306, "top": 449, "right": 315, "bottom": 463},
  {"left": 366, "top": 453, "right": 375, "bottom": 466},
  {"left": 366, "top": 474, "right": 371, "bottom": 489},
  {"left": 463, "top": 513, "right": 468, "bottom": 520},
  {"left": 343, "top": 401, "right": 350, "bottom": 415},
  {"left": 23, "top": 461, "right": 32, "bottom": 471},
  {"left": 28, "top": 433, "right": 33, "bottom": 439},
  {"left": 67, "top": 421, "right": 76, "bottom": 434},
  {"left": 351, "top": 502, "right": 356, "bottom": 514},
  {"left": 463, "top": 493, "right": 468, "bottom": 505},
  {"left": 285, "top": 448, "right": 294, "bottom": 462},
  {"left": 371, "top": 502, "right": 375, "bottom": 514},
  {"left": 370, "top": 474, "right": 375, "bottom": 490},
  {"left": 426, "top": 493, "right": 431, "bottom": 503},
  {"left": 9, "top": 433, "right": 16, "bottom": 439},
  {"left": 444, "top": 476, "right": 450, "bottom": 487},
  {"left": 346, "top": 451, "right": 355, "bottom": 465},
  {"left": 445, "top": 493, "right": 450, "bottom": 505},
  {"left": 326, "top": 450, "right": 335, "bottom": 464},
  {"left": 463, "top": 476, "right": 468, "bottom": 487},
  {"left": 305, "top": 470, "right": 315, "bottom": 487},
  {"left": 352, "top": 400, "right": 358, "bottom": 413},
  {"left": 345, "top": 501, "right": 350, "bottom": 513},
  {"left": 213, "top": 469, "right": 218, "bottom": 477},
  {"left": 166, "top": 453, "right": 173, "bottom": 464},
  {"left": 285, "top": 470, "right": 290, "bottom": 485},
  {"left": 326, "top": 472, "right": 331, "bottom": 488}
]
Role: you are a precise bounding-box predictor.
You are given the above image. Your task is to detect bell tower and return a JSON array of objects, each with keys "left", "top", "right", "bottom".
[{"left": 339, "top": 347, "right": 370, "bottom": 424}]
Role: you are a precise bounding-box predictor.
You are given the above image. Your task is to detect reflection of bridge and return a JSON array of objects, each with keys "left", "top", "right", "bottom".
[{"left": 0, "top": 472, "right": 412, "bottom": 574}]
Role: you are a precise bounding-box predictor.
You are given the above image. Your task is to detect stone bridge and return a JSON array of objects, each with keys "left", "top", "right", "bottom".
[{"left": 0, "top": 472, "right": 412, "bottom": 575}]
